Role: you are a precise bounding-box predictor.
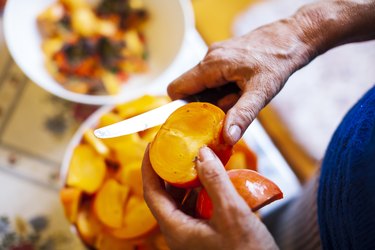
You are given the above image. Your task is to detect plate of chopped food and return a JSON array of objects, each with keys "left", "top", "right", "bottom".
[{"left": 4, "top": 0, "right": 193, "bottom": 104}]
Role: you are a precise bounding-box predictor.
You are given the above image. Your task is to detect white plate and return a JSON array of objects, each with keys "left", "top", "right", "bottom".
[{"left": 4, "top": 0, "right": 194, "bottom": 105}]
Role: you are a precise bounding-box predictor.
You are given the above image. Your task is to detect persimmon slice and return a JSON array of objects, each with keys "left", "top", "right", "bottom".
[
  {"left": 67, "top": 144, "right": 106, "bottom": 194},
  {"left": 116, "top": 95, "right": 170, "bottom": 119},
  {"left": 196, "top": 169, "right": 283, "bottom": 219},
  {"left": 150, "top": 102, "right": 230, "bottom": 188},
  {"left": 116, "top": 160, "right": 143, "bottom": 197},
  {"left": 60, "top": 187, "right": 82, "bottom": 223},
  {"left": 93, "top": 179, "right": 130, "bottom": 228},
  {"left": 110, "top": 196, "right": 157, "bottom": 239},
  {"left": 76, "top": 205, "right": 102, "bottom": 245}
]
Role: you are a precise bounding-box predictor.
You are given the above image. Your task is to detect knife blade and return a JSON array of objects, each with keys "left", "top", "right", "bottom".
[{"left": 94, "top": 83, "right": 241, "bottom": 139}]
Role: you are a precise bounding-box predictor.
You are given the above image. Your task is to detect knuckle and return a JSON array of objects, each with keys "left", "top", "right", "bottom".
[
  {"left": 201, "top": 164, "right": 224, "bottom": 185},
  {"left": 208, "top": 41, "right": 224, "bottom": 51},
  {"left": 228, "top": 104, "right": 257, "bottom": 126}
]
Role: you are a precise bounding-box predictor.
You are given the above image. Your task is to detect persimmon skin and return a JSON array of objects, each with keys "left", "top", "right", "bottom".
[
  {"left": 150, "top": 102, "right": 232, "bottom": 188},
  {"left": 196, "top": 169, "right": 283, "bottom": 219}
]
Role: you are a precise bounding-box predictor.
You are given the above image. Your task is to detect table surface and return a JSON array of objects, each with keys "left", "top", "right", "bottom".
[{"left": 0, "top": 3, "right": 301, "bottom": 249}]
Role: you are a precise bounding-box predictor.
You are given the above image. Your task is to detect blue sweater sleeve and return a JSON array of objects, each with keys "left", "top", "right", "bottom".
[{"left": 318, "top": 85, "right": 375, "bottom": 249}]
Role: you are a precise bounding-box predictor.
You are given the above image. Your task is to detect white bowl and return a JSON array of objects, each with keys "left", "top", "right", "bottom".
[{"left": 3, "top": 0, "right": 194, "bottom": 105}]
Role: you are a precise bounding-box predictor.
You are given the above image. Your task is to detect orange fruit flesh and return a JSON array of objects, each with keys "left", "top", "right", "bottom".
[
  {"left": 93, "top": 179, "right": 130, "bottom": 229},
  {"left": 60, "top": 187, "right": 82, "bottom": 223},
  {"left": 150, "top": 102, "right": 225, "bottom": 187},
  {"left": 110, "top": 196, "right": 157, "bottom": 240},
  {"left": 67, "top": 144, "right": 106, "bottom": 194}
]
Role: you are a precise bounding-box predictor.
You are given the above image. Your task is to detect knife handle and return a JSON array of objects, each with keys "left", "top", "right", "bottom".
[{"left": 183, "top": 82, "right": 241, "bottom": 104}]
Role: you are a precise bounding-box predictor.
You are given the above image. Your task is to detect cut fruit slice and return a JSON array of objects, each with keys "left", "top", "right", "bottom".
[
  {"left": 93, "top": 179, "right": 130, "bottom": 228},
  {"left": 67, "top": 144, "right": 106, "bottom": 194},
  {"left": 110, "top": 196, "right": 157, "bottom": 239}
]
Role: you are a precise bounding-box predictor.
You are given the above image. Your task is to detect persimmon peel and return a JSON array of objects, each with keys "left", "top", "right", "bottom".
[
  {"left": 196, "top": 169, "right": 283, "bottom": 219},
  {"left": 150, "top": 102, "right": 231, "bottom": 188}
]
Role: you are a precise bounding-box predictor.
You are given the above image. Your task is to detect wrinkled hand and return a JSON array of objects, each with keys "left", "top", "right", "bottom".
[
  {"left": 168, "top": 18, "right": 314, "bottom": 145},
  {"left": 168, "top": 0, "right": 375, "bottom": 146},
  {"left": 142, "top": 146, "right": 278, "bottom": 250}
]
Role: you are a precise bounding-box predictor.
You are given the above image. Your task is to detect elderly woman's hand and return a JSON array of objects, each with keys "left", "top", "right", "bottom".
[
  {"left": 167, "top": 18, "right": 312, "bottom": 145},
  {"left": 142, "top": 146, "right": 278, "bottom": 250},
  {"left": 167, "top": 0, "right": 375, "bottom": 145}
]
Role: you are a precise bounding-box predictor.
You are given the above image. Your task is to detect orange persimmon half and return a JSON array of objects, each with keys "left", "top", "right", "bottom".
[
  {"left": 196, "top": 169, "right": 283, "bottom": 219},
  {"left": 150, "top": 102, "right": 232, "bottom": 188}
]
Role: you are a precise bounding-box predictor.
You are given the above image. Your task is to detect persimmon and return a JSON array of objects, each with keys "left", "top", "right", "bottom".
[
  {"left": 93, "top": 179, "right": 130, "bottom": 228},
  {"left": 196, "top": 169, "right": 283, "bottom": 219},
  {"left": 139, "top": 125, "right": 162, "bottom": 143},
  {"left": 95, "top": 233, "right": 135, "bottom": 250},
  {"left": 76, "top": 205, "right": 102, "bottom": 245},
  {"left": 98, "top": 112, "right": 123, "bottom": 128},
  {"left": 109, "top": 133, "right": 148, "bottom": 166},
  {"left": 150, "top": 102, "right": 232, "bottom": 188},
  {"left": 101, "top": 132, "right": 140, "bottom": 150},
  {"left": 116, "top": 95, "right": 170, "bottom": 119},
  {"left": 110, "top": 196, "right": 157, "bottom": 240},
  {"left": 83, "top": 129, "right": 109, "bottom": 157},
  {"left": 225, "top": 152, "right": 247, "bottom": 171},
  {"left": 116, "top": 160, "right": 143, "bottom": 197},
  {"left": 67, "top": 144, "right": 106, "bottom": 194},
  {"left": 234, "top": 139, "right": 257, "bottom": 170},
  {"left": 60, "top": 187, "right": 82, "bottom": 223}
]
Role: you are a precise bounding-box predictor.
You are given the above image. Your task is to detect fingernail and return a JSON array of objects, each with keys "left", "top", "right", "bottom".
[
  {"left": 229, "top": 125, "right": 241, "bottom": 143},
  {"left": 198, "top": 147, "right": 215, "bottom": 162}
]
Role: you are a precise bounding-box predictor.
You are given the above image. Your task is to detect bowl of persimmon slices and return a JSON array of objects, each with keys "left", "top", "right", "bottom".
[{"left": 60, "top": 95, "right": 283, "bottom": 250}]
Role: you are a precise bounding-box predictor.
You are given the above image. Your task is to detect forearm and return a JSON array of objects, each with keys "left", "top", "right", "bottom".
[{"left": 292, "top": 0, "right": 375, "bottom": 58}]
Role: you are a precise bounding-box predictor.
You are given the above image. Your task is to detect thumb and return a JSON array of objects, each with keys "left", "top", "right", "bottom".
[
  {"left": 196, "top": 147, "right": 240, "bottom": 209},
  {"left": 223, "top": 88, "right": 267, "bottom": 145}
]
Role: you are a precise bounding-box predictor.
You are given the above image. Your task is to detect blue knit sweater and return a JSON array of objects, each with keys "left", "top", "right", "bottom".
[{"left": 318, "top": 85, "right": 375, "bottom": 249}]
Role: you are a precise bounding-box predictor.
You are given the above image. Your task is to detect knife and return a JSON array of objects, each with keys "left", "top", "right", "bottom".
[{"left": 94, "top": 83, "right": 241, "bottom": 139}]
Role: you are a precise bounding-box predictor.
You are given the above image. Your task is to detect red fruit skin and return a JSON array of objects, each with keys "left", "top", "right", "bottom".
[
  {"left": 195, "top": 188, "right": 212, "bottom": 220},
  {"left": 196, "top": 169, "right": 283, "bottom": 219},
  {"left": 211, "top": 124, "right": 233, "bottom": 166},
  {"left": 212, "top": 144, "right": 233, "bottom": 166}
]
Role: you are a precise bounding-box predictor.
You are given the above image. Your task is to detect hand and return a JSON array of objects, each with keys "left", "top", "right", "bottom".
[
  {"left": 167, "top": 0, "right": 375, "bottom": 145},
  {"left": 167, "top": 18, "right": 312, "bottom": 145},
  {"left": 142, "top": 146, "right": 278, "bottom": 250}
]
